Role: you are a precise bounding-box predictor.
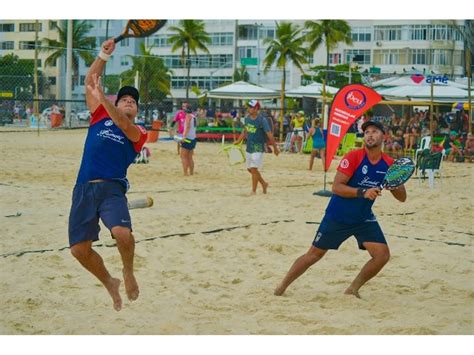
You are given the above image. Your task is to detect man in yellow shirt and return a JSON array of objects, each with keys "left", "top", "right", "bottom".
[{"left": 290, "top": 111, "right": 306, "bottom": 153}]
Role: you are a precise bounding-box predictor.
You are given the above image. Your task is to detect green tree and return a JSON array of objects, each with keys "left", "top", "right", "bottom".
[
  {"left": 305, "top": 63, "right": 363, "bottom": 88},
  {"left": 233, "top": 65, "right": 250, "bottom": 82},
  {"left": 263, "top": 21, "right": 307, "bottom": 141},
  {"left": 0, "top": 53, "right": 44, "bottom": 99},
  {"left": 304, "top": 20, "right": 353, "bottom": 85},
  {"left": 120, "top": 42, "right": 172, "bottom": 122},
  {"left": 168, "top": 20, "right": 211, "bottom": 100},
  {"left": 41, "top": 20, "right": 96, "bottom": 88}
]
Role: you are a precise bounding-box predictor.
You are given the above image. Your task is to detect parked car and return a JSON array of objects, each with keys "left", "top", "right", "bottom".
[
  {"left": 41, "top": 107, "right": 54, "bottom": 120},
  {"left": 77, "top": 110, "right": 91, "bottom": 121}
]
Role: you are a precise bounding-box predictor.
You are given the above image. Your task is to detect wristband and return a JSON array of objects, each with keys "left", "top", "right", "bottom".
[
  {"left": 356, "top": 188, "right": 367, "bottom": 198},
  {"left": 98, "top": 51, "right": 110, "bottom": 62}
]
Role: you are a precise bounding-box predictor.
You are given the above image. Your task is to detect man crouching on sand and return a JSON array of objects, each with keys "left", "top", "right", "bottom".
[{"left": 68, "top": 39, "right": 147, "bottom": 311}]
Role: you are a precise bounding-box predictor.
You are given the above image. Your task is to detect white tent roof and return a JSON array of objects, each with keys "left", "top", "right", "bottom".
[
  {"left": 377, "top": 85, "right": 470, "bottom": 102},
  {"left": 205, "top": 81, "right": 279, "bottom": 99},
  {"left": 372, "top": 75, "right": 468, "bottom": 89},
  {"left": 285, "top": 82, "right": 339, "bottom": 98}
]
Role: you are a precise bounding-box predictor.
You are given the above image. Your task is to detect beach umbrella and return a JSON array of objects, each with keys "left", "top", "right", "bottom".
[{"left": 452, "top": 102, "right": 470, "bottom": 110}]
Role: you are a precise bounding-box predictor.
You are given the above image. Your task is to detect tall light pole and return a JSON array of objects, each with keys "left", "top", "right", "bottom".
[
  {"left": 255, "top": 23, "right": 263, "bottom": 85},
  {"left": 65, "top": 20, "right": 73, "bottom": 128}
]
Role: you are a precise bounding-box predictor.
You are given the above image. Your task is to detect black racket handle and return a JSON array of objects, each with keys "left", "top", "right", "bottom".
[{"left": 114, "top": 35, "right": 125, "bottom": 43}]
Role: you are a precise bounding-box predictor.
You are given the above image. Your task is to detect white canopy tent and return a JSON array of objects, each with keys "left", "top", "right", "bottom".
[
  {"left": 204, "top": 81, "right": 280, "bottom": 100},
  {"left": 376, "top": 85, "right": 470, "bottom": 103},
  {"left": 371, "top": 75, "right": 468, "bottom": 90},
  {"left": 285, "top": 82, "right": 339, "bottom": 98}
]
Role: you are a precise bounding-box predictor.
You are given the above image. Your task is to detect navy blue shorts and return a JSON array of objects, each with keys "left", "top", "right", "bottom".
[
  {"left": 68, "top": 181, "right": 132, "bottom": 246},
  {"left": 312, "top": 216, "right": 387, "bottom": 250},
  {"left": 181, "top": 138, "right": 197, "bottom": 150}
]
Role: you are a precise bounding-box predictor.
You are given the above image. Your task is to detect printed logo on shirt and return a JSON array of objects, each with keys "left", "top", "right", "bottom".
[
  {"left": 104, "top": 119, "right": 114, "bottom": 127},
  {"left": 97, "top": 129, "right": 125, "bottom": 144},
  {"left": 245, "top": 123, "right": 257, "bottom": 134},
  {"left": 340, "top": 158, "right": 349, "bottom": 169},
  {"left": 362, "top": 165, "right": 368, "bottom": 175}
]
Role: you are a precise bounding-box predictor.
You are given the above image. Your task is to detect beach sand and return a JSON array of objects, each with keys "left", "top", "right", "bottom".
[{"left": 0, "top": 129, "right": 472, "bottom": 335}]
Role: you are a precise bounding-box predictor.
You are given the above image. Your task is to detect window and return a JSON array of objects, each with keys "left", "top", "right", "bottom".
[
  {"left": 151, "top": 35, "right": 172, "bottom": 47},
  {"left": 120, "top": 56, "right": 130, "bottom": 66},
  {"left": 20, "top": 23, "right": 42, "bottom": 32},
  {"left": 264, "top": 28, "right": 275, "bottom": 39},
  {"left": 209, "top": 32, "right": 233, "bottom": 46},
  {"left": 374, "top": 26, "right": 402, "bottom": 41},
  {"left": 238, "top": 46, "right": 256, "bottom": 59},
  {"left": 382, "top": 50, "right": 400, "bottom": 65},
  {"left": 0, "top": 23, "right": 14, "bottom": 32},
  {"left": 19, "top": 41, "right": 36, "bottom": 50},
  {"left": 49, "top": 21, "right": 58, "bottom": 30},
  {"left": 432, "top": 49, "right": 452, "bottom": 65},
  {"left": 48, "top": 77, "right": 57, "bottom": 85},
  {"left": 80, "top": 75, "right": 86, "bottom": 86},
  {"left": 344, "top": 50, "right": 371, "bottom": 64},
  {"left": 238, "top": 25, "right": 258, "bottom": 40},
  {"left": 329, "top": 53, "right": 342, "bottom": 64},
  {"left": 411, "top": 49, "right": 428, "bottom": 65},
  {"left": 409, "top": 25, "right": 428, "bottom": 40},
  {"left": 0, "top": 41, "right": 14, "bottom": 50},
  {"left": 171, "top": 76, "right": 232, "bottom": 90},
  {"left": 163, "top": 54, "right": 233, "bottom": 69},
  {"left": 351, "top": 27, "right": 372, "bottom": 42},
  {"left": 120, "top": 38, "right": 129, "bottom": 47}
]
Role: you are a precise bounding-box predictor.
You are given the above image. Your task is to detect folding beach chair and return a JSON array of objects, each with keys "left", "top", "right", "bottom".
[
  {"left": 416, "top": 149, "right": 443, "bottom": 188},
  {"left": 337, "top": 133, "right": 357, "bottom": 156}
]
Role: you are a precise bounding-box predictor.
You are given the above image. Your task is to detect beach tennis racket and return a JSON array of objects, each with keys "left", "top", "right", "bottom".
[
  {"left": 380, "top": 157, "right": 415, "bottom": 189},
  {"left": 114, "top": 20, "right": 167, "bottom": 43}
]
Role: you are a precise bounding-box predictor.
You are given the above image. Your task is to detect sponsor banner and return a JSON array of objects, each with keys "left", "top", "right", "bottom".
[{"left": 324, "top": 84, "right": 382, "bottom": 171}]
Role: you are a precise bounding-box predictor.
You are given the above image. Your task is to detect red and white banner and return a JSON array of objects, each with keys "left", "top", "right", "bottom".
[{"left": 324, "top": 84, "right": 382, "bottom": 171}]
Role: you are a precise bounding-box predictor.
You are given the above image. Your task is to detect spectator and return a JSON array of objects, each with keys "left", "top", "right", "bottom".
[
  {"left": 443, "top": 131, "right": 463, "bottom": 162},
  {"left": 290, "top": 111, "right": 305, "bottom": 153},
  {"left": 308, "top": 118, "right": 325, "bottom": 170}
]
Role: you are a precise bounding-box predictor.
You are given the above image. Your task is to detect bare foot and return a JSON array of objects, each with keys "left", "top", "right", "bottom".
[
  {"left": 123, "top": 269, "right": 139, "bottom": 301},
  {"left": 274, "top": 285, "right": 285, "bottom": 296},
  {"left": 105, "top": 277, "right": 122, "bottom": 311},
  {"left": 248, "top": 191, "right": 257, "bottom": 196},
  {"left": 344, "top": 287, "right": 361, "bottom": 299},
  {"left": 262, "top": 182, "right": 269, "bottom": 194}
]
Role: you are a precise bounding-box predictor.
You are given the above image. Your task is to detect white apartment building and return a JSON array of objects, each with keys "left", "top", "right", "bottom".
[
  {"left": 0, "top": 20, "right": 61, "bottom": 99},
  {"left": 148, "top": 19, "right": 469, "bottom": 102}
]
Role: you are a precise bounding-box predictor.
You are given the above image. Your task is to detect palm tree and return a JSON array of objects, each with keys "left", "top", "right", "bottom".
[
  {"left": 41, "top": 20, "right": 96, "bottom": 88},
  {"left": 233, "top": 65, "right": 250, "bottom": 82},
  {"left": 263, "top": 21, "right": 307, "bottom": 141},
  {"left": 304, "top": 20, "right": 353, "bottom": 85},
  {"left": 121, "top": 42, "right": 172, "bottom": 122},
  {"left": 168, "top": 20, "right": 211, "bottom": 100}
]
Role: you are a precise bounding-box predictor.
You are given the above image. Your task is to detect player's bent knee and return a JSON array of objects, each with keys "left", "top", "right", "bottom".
[
  {"left": 70, "top": 243, "right": 92, "bottom": 260},
  {"left": 111, "top": 227, "right": 132, "bottom": 242},
  {"left": 374, "top": 251, "right": 390, "bottom": 264}
]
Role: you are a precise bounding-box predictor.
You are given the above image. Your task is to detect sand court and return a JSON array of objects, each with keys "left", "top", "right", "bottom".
[{"left": 0, "top": 129, "right": 472, "bottom": 334}]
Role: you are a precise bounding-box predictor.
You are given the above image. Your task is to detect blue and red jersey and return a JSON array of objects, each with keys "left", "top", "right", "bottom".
[
  {"left": 76, "top": 104, "right": 147, "bottom": 191},
  {"left": 325, "top": 148, "right": 394, "bottom": 224}
]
